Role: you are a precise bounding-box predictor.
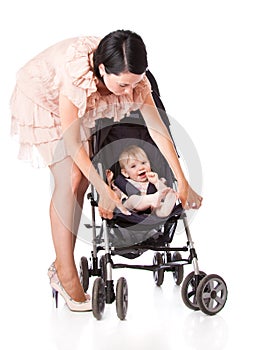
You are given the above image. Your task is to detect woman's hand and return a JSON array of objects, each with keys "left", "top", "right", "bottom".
[
  {"left": 178, "top": 181, "right": 203, "bottom": 210},
  {"left": 98, "top": 185, "right": 131, "bottom": 219}
]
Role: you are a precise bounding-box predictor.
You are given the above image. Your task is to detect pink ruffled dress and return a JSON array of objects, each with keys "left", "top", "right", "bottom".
[{"left": 10, "top": 36, "right": 151, "bottom": 167}]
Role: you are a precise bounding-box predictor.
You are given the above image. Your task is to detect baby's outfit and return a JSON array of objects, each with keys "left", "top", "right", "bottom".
[
  {"left": 117, "top": 178, "right": 152, "bottom": 203},
  {"left": 127, "top": 179, "right": 150, "bottom": 195}
]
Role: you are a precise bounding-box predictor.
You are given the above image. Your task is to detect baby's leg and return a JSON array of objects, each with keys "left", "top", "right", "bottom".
[
  {"left": 155, "top": 188, "right": 178, "bottom": 217},
  {"left": 124, "top": 188, "right": 170, "bottom": 212}
]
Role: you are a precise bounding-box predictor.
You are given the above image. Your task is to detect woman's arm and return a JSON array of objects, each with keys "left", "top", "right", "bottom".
[
  {"left": 140, "top": 93, "right": 202, "bottom": 209},
  {"left": 59, "top": 94, "right": 129, "bottom": 218}
]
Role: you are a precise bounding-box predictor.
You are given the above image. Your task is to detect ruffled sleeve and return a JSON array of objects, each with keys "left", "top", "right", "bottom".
[{"left": 59, "top": 36, "right": 101, "bottom": 118}]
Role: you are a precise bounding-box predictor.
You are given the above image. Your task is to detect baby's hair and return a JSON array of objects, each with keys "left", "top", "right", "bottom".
[{"left": 119, "top": 145, "right": 149, "bottom": 169}]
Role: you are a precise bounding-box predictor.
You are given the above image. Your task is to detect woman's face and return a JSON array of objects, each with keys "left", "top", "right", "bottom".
[{"left": 99, "top": 65, "right": 145, "bottom": 96}]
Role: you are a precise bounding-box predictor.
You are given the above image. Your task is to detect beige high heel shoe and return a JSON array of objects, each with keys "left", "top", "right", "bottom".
[{"left": 48, "top": 263, "right": 92, "bottom": 312}]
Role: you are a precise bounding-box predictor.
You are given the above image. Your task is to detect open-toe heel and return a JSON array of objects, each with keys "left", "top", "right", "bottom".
[{"left": 48, "top": 263, "right": 92, "bottom": 312}]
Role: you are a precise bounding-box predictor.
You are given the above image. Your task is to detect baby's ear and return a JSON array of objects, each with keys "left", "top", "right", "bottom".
[{"left": 121, "top": 169, "right": 129, "bottom": 178}]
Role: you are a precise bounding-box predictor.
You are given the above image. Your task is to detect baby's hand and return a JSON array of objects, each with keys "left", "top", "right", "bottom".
[
  {"left": 111, "top": 182, "right": 121, "bottom": 199},
  {"left": 146, "top": 171, "right": 159, "bottom": 185},
  {"left": 106, "top": 169, "right": 114, "bottom": 186}
]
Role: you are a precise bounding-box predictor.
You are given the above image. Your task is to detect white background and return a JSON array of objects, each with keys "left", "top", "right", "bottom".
[{"left": 1, "top": 1, "right": 252, "bottom": 349}]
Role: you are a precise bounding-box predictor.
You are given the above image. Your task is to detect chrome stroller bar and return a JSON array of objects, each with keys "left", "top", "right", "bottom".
[
  {"left": 97, "top": 162, "right": 115, "bottom": 300},
  {"left": 182, "top": 214, "right": 200, "bottom": 275}
]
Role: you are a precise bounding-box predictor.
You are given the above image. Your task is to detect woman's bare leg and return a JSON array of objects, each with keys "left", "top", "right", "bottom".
[
  {"left": 49, "top": 156, "right": 88, "bottom": 302},
  {"left": 72, "top": 176, "right": 89, "bottom": 250}
]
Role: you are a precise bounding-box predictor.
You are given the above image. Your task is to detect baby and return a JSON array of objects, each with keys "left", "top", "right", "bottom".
[{"left": 106, "top": 145, "right": 178, "bottom": 217}]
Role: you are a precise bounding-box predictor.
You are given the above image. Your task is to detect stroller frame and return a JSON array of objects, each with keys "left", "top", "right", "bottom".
[{"left": 79, "top": 71, "right": 228, "bottom": 320}]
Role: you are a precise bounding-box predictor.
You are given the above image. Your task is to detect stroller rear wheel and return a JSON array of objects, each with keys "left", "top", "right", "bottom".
[
  {"left": 153, "top": 252, "right": 164, "bottom": 286},
  {"left": 116, "top": 277, "right": 128, "bottom": 320},
  {"left": 181, "top": 271, "right": 206, "bottom": 310},
  {"left": 92, "top": 277, "right": 106, "bottom": 320},
  {"left": 172, "top": 252, "right": 184, "bottom": 285},
  {"left": 196, "top": 274, "right": 228, "bottom": 315},
  {"left": 80, "top": 256, "right": 89, "bottom": 292}
]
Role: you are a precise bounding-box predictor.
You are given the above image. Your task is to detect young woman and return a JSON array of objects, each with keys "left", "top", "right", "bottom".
[{"left": 10, "top": 29, "right": 202, "bottom": 311}]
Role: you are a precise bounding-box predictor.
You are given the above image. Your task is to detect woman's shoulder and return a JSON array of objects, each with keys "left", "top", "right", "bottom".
[
  {"left": 66, "top": 36, "right": 101, "bottom": 61},
  {"left": 16, "top": 36, "right": 100, "bottom": 76},
  {"left": 64, "top": 36, "right": 100, "bottom": 90}
]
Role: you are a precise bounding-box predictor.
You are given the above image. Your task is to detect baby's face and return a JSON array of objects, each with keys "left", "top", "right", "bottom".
[{"left": 122, "top": 156, "right": 151, "bottom": 182}]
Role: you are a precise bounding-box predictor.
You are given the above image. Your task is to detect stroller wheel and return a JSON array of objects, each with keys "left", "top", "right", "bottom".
[
  {"left": 80, "top": 256, "right": 89, "bottom": 292},
  {"left": 196, "top": 274, "right": 228, "bottom": 315},
  {"left": 116, "top": 277, "right": 128, "bottom": 320},
  {"left": 99, "top": 255, "right": 107, "bottom": 281},
  {"left": 153, "top": 252, "right": 164, "bottom": 286},
  {"left": 172, "top": 252, "right": 184, "bottom": 286},
  {"left": 92, "top": 277, "right": 106, "bottom": 320},
  {"left": 181, "top": 271, "right": 206, "bottom": 310}
]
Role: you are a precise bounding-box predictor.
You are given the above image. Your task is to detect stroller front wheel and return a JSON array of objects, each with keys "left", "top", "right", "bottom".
[
  {"left": 99, "top": 255, "right": 107, "bottom": 281},
  {"left": 92, "top": 277, "right": 106, "bottom": 320},
  {"left": 116, "top": 277, "right": 128, "bottom": 320},
  {"left": 181, "top": 271, "right": 206, "bottom": 310},
  {"left": 196, "top": 274, "right": 228, "bottom": 315}
]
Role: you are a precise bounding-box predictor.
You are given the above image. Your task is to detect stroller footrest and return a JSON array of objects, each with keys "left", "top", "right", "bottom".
[
  {"left": 113, "top": 245, "right": 188, "bottom": 253},
  {"left": 113, "top": 259, "right": 190, "bottom": 272}
]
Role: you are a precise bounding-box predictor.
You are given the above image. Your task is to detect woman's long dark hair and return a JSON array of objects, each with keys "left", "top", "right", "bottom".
[{"left": 93, "top": 29, "right": 148, "bottom": 80}]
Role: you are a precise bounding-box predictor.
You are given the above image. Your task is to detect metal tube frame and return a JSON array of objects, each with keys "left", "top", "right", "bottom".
[{"left": 182, "top": 214, "right": 200, "bottom": 275}]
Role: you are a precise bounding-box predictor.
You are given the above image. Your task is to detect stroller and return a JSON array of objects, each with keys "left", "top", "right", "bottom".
[{"left": 79, "top": 71, "right": 228, "bottom": 320}]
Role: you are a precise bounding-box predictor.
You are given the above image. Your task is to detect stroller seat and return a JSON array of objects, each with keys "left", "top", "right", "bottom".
[{"left": 106, "top": 172, "right": 183, "bottom": 249}]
